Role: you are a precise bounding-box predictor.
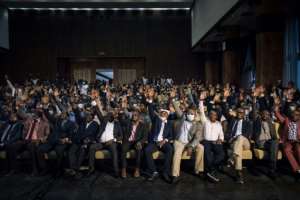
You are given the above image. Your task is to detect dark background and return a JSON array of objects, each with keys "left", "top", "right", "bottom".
[{"left": 0, "top": 10, "right": 203, "bottom": 82}]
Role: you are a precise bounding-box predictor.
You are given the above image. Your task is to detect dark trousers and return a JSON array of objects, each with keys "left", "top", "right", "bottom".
[
  {"left": 144, "top": 142, "right": 173, "bottom": 175},
  {"left": 37, "top": 143, "right": 53, "bottom": 171},
  {"left": 257, "top": 139, "right": 279, "bottom": 170},
  {"left": 121, "top": 142, "right": 142, "bottom": 169},
  {"left": 54, "top": 144, "right": 70, "bottom": 170},
  {"left": 88, "top": 142, "right": 119, "bottom": 174},
  {"left": 6, "top": 140, "right": 40, "bottom": 173},
  {"left": 203, "top": 140, "right": 224, "bottom": 173},
  {"left": 68, "top": 143, "right": 89, "bottom": 170},
  {"left": 37, "top": 143, "right": 70, "bottom": 171}
]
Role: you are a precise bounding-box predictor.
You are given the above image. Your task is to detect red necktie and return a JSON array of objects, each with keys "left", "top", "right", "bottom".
[{"left": 27, "top": 119, "right": 38, "bottom": 140}]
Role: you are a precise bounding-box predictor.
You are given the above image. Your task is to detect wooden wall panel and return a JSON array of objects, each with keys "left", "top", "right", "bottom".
[
  {"left": 256, "top": 32, "right": 283, "bottom": 85},
  {"left": 0, "top": 11, "right": 203, "bottom": 83}
]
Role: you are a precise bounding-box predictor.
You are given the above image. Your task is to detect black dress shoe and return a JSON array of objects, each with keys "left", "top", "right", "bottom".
[
  {"left": 172, "top": 176, "right": 181, "bottom": 184},
  {"left": 268, "top": 170, "right": 277, "bottom": 180},
  {"left": 147, "top": 172, "right": 159, "bottom": 182},
  {"left": 236, "top": 170, "right": 244, "bottom": 184},
  {"left": 87, "top": 169, "right": 95, "bottom": 177},
  {"left": 162, "top": 173, "right": 172, "bottom": 184}
]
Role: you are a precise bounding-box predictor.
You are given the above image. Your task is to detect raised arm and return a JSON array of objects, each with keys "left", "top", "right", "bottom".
[
  {"left": 273, "top": 96, "right": 286, "bottom": 123},
  {"left": 5, "top": 75, "right": 16, "bottom": 97},
  {"left": 198, "top": 92, "right": 207, "bottom": 123}
]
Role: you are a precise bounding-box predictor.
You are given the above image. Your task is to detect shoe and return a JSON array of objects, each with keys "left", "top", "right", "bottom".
[
  {"left": 133, "top": 168, "right": 140, "bottom": 178},
  {"left": 87, "top": 168, "right": 95, "bottom": 177},
  {"left": 236, "top": 171, "right": 244, "bottom": 184},
  {"left": 121, "top": 168, "right": 127, "bottom": 179},
  {"left": 268, "top": 170, "right": 277, "bottom": 180},
  {"left": 195, "top": 172, "right": 205, "bottom": 179},
  {"left": 75, "top": 172, "right": 83, "bottom": 179},
  {"left": 172, "top": 176, "right": 181, "bottom": 184},
  {"left": 147, "top": 172, "right": 159, "bottom": 182},
  {"left": 67, "top": 169, "right": 77, "bottom": 177},
  {"left": 227, "top": 158, "right": 234, "bottom": 168},
  {"left": 206, "top": 171, "right": 220, "bottom": 183},
  {"left": 5, "top": 170, "right": 16, "bottom": 176},
  {"left": 162, "top": 173, "right": 172, "bottom": 184}
]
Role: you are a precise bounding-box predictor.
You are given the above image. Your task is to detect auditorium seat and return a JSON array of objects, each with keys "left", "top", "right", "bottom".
[{"left": 253, "top": 149, "right": 283, "bottom": 160}]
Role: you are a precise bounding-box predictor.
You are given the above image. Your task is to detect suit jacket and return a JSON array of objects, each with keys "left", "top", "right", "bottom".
[
  {"left": 253, "top": 118, "right": 278, "bottom": 144},
  {"left": 0, "top": 121, "right": 23, "bottom": 145},
  {"left": 147, "top": 102, "right": 173, "bottom": 143},
  {"left": 94, "top": 107, "right": 123, "bottom": 142},
  {"left": 121, "top": 119, "right": 148, "bottom": 144},
  {"left": 51, "top": 119, "right": 77, "bottom": 145},
  {"left": 22, "top": 117, "right": 50, "bottom": 141},
  {"left": 275, "top": 111, "right": 300, "bottom": 143},
  {"left": 172, "top": 100, "right": 203, "bottom": 148},
  {"left": 226, "top": 118, "right": 252, "bottom": 141},
  {"left": 75, "top": 121, "right": 99, "bottom": 144}
]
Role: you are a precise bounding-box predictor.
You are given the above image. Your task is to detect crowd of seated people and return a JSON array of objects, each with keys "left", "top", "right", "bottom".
[{"left": 1, "top": 74, "right": 300, "bottom": 185}]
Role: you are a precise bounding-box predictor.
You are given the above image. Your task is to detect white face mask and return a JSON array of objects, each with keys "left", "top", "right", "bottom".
[
  {"left": 91, "top": 101, "right": 97, "bottom": 107},
  {"left": 160, "top": 117, "right": 167, "bottom": 121},
  {"left": 186, "top": 114, "right": 195, "bottom": 121}
]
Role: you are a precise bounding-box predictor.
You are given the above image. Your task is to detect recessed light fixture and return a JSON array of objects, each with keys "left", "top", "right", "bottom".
[{"left": 9, "top": 7, "right": 190, "bottom": 11}]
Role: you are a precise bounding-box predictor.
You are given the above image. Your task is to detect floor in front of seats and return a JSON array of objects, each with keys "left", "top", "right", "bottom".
[{"left": 0, "top": 166, "right": 299, "bottom": 200}]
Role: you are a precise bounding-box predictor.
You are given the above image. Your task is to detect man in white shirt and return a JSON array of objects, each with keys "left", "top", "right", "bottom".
[
  {"left": 199, "top": 99, "right": 225, "bottom": 183},
  {"left": 171, "top": 99, "right": 204, "bottom": 183},
  {"left": 88, "top": 105, "right": 123, "bottom": 178}
]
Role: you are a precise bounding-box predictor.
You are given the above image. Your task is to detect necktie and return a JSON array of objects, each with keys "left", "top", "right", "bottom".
[
  {"left": 232, "top": 121, "right": 238, "bottom": 137},
  {"left": 26, "top": 119, "right": 38, "bottom": 140}
]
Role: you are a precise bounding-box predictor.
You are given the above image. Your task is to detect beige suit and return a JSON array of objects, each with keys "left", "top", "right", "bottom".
[{"left": 171, "top": 101, "right": 204, "bottom": 177}]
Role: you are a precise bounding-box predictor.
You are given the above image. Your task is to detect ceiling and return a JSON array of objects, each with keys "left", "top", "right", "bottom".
[{"left": 1, "top": 0, "right": 194, "bottom": 9}]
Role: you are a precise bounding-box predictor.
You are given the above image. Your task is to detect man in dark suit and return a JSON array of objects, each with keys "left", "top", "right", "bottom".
[
  {"left": 36, "top": 110, "right": 77, "bottom": 174},
  {"left": 0, "top": 113, "right": 23, "bottom": 173},
  {"left": 87, "top": 102, "right": 122, "bottom": 178},
  {"left": 6, "top": 109, "right": 50, "bottom": 176},
  {"left": 144, "top": 101, "right": 173, "bottom": 183},
  {"left": 120, "top": 110, "right": 148, "bottom": 178},
  {"left": 226, "top": 107, "right": 252, "bottom": 184},
  {"left": 253, "top": 109, "right": 279, "bottom": 178},
  {"left": 0, "top": 113, "right": 23, "bottom": 148},
  {"left": 67, "top": 111, "right": 99, "bottom": 176}
]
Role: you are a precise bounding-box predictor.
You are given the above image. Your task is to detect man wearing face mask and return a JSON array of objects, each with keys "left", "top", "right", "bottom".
[
  {"left": 171, "top": 98, "right": 204, "bottom": 183},
  {"left": 87, "top": 99, "right": 122, "bottom": 178},
  {"left": 226, "top": 107, "right": 252, "bottom": 184},
  {"left": 144, "top": 100, "right": 174, "bottom": 183}
]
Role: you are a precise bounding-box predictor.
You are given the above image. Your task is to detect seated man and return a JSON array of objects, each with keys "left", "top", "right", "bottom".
[
  {"left": 253, "top": 109, "right": 279, "bottom": 178},
  {"left": 144, "top": 100, "right": 173, "bottom": 183},
  {"left": 274, "top": 99, "right": 300, "bottom": 178},
  {"left": 37, "top": 110, "right": 77, "bottom": 175},
  {"left": 67, "top": 110, "right": 99, "bottom": 176},
  {"left": 199, "top": 95, "right": 225, "bottom": 183},
  {"left": 0, "top": 113, "right": 23, "bottom": 172},
  {"left": 120, "top": 110, "right": 147, "bottom": 178},
  {"left": 6, "top": 109, "right": 50, "bottom": 176},
  {"left": 87, "top": 100, "right": 122, "bottom": 178},
  {"left": 171, "top": 98, "right": 204, "bottom": 183},
  {"left": 226, "top": 107, "right": 252, "bottom": 184}
]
